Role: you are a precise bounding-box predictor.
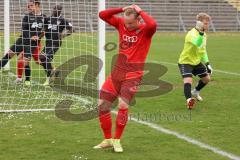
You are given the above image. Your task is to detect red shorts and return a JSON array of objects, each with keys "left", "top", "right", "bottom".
[{"left": 100, "top": 75, "right": 142, "bottom": 103}]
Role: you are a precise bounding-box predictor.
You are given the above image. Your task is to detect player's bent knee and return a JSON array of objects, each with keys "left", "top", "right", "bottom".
[
  {"left": 24, "top": 62, "right": 30, "bottom": 66},
  {"left": 8, "top": 50, "right": 15, "bottom": 57},
  {"left": 202, "top": 76, "right": 211, "bottom": 84},
  {"left": 98, "top": 99, "right": 112, "bottom": 113},
  {"left": 24, "top": 58, "right": 30, "bottom": 66},
  {"left": 17, "top": 53, "right": 23, "bottom": 60},
  {"left": 98, "top": 99, "right": 105, "bottom": 106},
  {"left": 118, "top": 99, "right": 129, "bottom": 110},
  {"left": 183, "top": 77, "right": 193, "bottom": 84}
]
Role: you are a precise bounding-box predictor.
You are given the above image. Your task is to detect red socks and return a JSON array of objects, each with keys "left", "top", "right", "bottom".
[
  {"left": 99, "top": 110, "right": 112, "bottom": 139},
  {"left": 99, "top": 108, "right": 129, "bottom": 139},
  {"left": 114, "top": 108, "right": 128, "bottom": 139},
  {"left": 17, "top": 58, "right": 24, "bottom": 78},
  {"left": 32, "top": 44, "right": 41, "bottom": 64}
]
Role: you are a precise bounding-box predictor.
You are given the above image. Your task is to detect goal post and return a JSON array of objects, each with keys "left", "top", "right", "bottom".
[
  {"left": 98, "top": 0, "right": 106, "bottom": 92},
  {"left": 4, "top": 0, "right": 10, "bottom": 71}
]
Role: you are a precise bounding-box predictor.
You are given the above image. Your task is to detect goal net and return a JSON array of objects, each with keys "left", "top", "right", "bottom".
[{"left": 0, "top": 0, "right": 104, "bottom": 115}]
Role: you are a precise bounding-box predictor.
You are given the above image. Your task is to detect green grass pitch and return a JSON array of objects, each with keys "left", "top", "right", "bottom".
[{"left": 0, "top": 32, "right": 240, "bottom": 160}]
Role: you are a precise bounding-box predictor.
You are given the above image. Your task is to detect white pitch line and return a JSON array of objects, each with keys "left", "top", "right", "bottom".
[
  {"left": 112, "top": 110, "right": 240, "bottom": 160},
  {"left": 154, "top": 61, "right": 240, "bottom": 76},
  {"left": 0, "top": 108, "right": 55, "bottom": 113},
  {"left": 213, "top": 69, "right": 240, "bottom": 76}
]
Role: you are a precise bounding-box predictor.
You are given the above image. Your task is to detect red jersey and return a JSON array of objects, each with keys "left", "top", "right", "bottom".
[{"left": 99, "top": 8, "right": 157, "bottom": 79}]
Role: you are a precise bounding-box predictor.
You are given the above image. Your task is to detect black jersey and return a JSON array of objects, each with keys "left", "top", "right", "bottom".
[
  {"left": 44, "top": 16, "right": 73, "bottom": 41},
  {"left": 21, "top": 12, "right": 46, "bottom": 42}
]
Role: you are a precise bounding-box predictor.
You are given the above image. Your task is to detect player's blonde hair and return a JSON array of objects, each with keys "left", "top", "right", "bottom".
[
  {"left": 124, "top": 8, "right": 140, "bottom": 19},
  {"left": 196, "top": 13, "right": 211, "bottom": 22}
]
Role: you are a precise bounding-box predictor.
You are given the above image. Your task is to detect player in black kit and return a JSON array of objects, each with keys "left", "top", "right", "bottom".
[
  {"left": 0, "top": 0, "right": 45, "bottom": 86},
  {"left": 40, "top": 5, "right": 73, "bottom": 86}
]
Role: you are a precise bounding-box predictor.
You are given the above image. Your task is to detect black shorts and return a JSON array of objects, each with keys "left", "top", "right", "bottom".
[
  {"left": 10, "top": 37, "right": 39, "bottom": 58},
  {"left": 10, "top": 37, "right": 24, "bottom": 54},
  {"left": 178, "top": 63, "right": 208, "bottom": 78},
  {"left": 23, "top": 40, "right": 39, "bottom": 59}
]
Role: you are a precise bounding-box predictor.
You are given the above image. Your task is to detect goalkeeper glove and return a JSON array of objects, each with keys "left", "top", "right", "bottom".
[
  {"left": 196, "top": 21, "right": 204, "bottom": 34},
  {"left": 206, "top": 62, "right": 213, "bottom": 75}
]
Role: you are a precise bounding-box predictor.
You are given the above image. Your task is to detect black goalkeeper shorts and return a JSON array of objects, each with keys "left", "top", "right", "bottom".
[{"left": 178, "top": 63, "right": 208, "bottom": 78}]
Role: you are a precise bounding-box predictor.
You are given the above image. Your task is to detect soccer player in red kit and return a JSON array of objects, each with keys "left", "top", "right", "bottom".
[{"left": 94, "top": 5, "right": 157, "bottom": 152}]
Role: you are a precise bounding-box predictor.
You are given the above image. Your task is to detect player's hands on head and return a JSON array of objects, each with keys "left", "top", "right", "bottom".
[
  {"left": 196, "top": 21, "right": 204, "bottom": 33},
  {"left": 123, "top": 5, "right": 134, "bottom": 11},
  {"left": 123, "top": 4, "right": 142, "bottom": 13},
  {"left": 132, "top": 4, "right": 142, "bottom": 13},
  {"left": 31, "top": 36, "right": 39, "bottom": 41}
]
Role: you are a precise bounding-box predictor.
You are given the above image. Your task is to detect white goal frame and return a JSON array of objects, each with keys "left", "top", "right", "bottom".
[
  {"left": 3, "top": 0, "right": 106, "bottom": 90},
  {"left": 1, "top": 0, "right": 106, "bottom": 113},
  {"left": 98, "top": 0, "right": 106, "bottom": 91},
  {"left": 4, "top": 0, "right": 10, "bottom": 70}
]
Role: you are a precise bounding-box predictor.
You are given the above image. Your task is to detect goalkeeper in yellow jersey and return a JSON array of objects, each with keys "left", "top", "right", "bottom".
[{"left": 178, "top": 13, "right": 213, "bottom": 109}]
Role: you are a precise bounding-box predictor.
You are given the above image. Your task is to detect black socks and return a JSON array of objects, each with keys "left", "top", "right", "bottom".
[
  {"left": 195, "top": 80, "right": 207, "bottom": 91},
  {"left": 184, "top": 83, "right": 192, "bottom": 100},
  {"left": 0, "top": 54, "right": 11, "bottom": 68},
  {"left": 25, "top": 65, "right": 31, "bottom": 81},
  {"left": 42, "top": 61, "right": 53, "bottom": 77}
]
